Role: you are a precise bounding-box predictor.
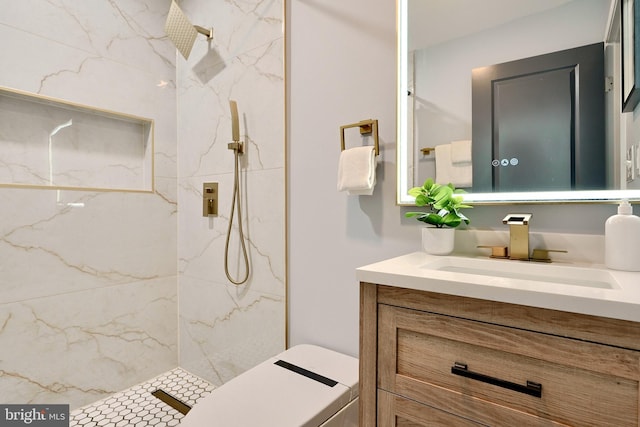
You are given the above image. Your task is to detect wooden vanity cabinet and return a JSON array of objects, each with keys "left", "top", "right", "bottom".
[{"left": 359, "top": 283, "right": 640, "bottom": 426}]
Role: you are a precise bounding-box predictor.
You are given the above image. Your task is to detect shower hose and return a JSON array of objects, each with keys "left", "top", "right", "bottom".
[{"left": 224, "top": 144, "right": 250, "bottom": 285}]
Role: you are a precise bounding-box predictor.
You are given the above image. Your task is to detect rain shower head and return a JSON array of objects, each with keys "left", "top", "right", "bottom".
[{"left": 165, "top": 0, "right": 213, "bottom": 60}]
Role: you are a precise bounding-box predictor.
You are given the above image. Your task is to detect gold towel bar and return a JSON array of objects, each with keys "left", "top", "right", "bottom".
[
  {"left": 421, "top": 147, "right": 435, "bottom": 155},
  {"left": 340, "top": 119, "right": 379, "bottom": 156}
]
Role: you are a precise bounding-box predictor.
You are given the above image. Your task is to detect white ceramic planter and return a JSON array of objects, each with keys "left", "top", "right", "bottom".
[{"left": 422, "top": 227, "right": 455, "bottom": 255}]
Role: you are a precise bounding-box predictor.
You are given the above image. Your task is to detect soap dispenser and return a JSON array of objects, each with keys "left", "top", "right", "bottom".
[{"left": 605, "top": 200, "right": 640, "bottom": 271}]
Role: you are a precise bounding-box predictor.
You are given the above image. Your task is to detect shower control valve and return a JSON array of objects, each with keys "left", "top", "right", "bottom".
[{"left": 203, "top": 182, "right": 218, "bottom": 217}]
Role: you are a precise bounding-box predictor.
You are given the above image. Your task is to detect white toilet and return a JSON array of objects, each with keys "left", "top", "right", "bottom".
[{"left": 180, "top": 344, "right": 359, "bottom": 427}]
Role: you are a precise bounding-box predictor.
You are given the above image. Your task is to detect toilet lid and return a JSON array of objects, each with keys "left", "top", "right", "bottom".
[
  {"left": 180, "top": 344, "right": 358, "bottom": 427},
  {"left": 278, "top": 344, "right": 359, "bottom": 401},
  {"left": 180, "top": 345, "right": 358, "bottom": 427}
]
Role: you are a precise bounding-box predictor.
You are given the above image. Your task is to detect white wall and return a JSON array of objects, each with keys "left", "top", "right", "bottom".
[
  {"left": 288, "top": 0, "right": 414, "bottom": 356},
  {"left": 288, "top": 0, "right": 619, "bottom": 358}
]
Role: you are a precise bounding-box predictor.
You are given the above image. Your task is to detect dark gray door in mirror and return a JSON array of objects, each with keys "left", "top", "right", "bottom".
[
  {"left": 494, "top": 68, "right": 573, "bottom": 191},
  {"left": 472, "top": 43, "right": 605, "bottom": 192}
]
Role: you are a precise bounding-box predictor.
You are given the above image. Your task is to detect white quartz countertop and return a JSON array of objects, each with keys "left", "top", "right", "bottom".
[{"left": 356, "top": 252, "right": 640, "bottom": 323}]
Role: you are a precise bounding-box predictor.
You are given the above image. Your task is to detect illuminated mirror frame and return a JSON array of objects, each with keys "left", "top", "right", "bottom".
[{"left": 396, "top": 0, "right": 640, "bottom": 205}]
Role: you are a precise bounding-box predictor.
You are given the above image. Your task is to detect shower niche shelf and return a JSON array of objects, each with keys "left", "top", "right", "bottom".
[{"left": 0, "top": 86, "right": 154, "bottom": 192}]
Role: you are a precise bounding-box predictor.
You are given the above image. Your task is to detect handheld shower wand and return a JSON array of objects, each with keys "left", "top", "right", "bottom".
[
  {"left": 227, "top": 100, "right": 244, "bottom": 153},
  {"left": 224, "top": 100, "right": 250, "bottom": 285},
  {"left": 230, "top": 100, "right": 240, "bottom": 143}
]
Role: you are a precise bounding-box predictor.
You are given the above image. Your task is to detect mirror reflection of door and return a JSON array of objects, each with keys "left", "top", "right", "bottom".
[
  {"left": 472, "top": 42, "right": 605, "bottom": 192},
  {"left": 493, "top": 68, "right": 574, "bottom": 191}
]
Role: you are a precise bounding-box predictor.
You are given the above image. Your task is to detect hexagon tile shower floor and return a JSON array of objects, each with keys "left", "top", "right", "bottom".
[{"left": 70, "top": 368, "right": 214, "bottom": 426}]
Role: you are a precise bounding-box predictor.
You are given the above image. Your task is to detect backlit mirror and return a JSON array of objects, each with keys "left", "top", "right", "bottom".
[{"left": 397, "top": 0, "right": 640, "bottom": 204}]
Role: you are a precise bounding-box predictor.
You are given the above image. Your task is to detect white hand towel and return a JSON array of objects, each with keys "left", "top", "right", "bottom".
[
  {"left": 450, "top": 140, "right": 472, "bottom": 164},
  {"left": 337, "top": 146, "right": 377, "bottom": 195},
  {"left": 435, "top": 144, "right": 472, "bottom": 188}
]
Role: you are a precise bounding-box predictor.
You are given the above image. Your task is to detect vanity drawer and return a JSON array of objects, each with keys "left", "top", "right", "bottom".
[
  {"left": 377, "top": 389, "right": 484, "bottom": 426},
  {"left": 377, "top": 304, "right": 640, "bottom": 427}
]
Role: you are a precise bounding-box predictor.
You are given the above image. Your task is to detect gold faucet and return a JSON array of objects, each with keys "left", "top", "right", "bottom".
[
  {"left": 503, "top": 213, "right": 532, "bottom": 261},
  {"left": 478, "top": 214, "right": 568, "bottom": 262}
]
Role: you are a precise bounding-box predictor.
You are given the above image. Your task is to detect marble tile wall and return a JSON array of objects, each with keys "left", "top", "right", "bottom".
[
  {"left": 0, "top": 0, "right": 178, "bottom": 409},
  {"left": 0, "top": 0, "right": 285, "bottom": 408},
  {"left": 176, "top": 0, "right": 286, "bottom": 386}
]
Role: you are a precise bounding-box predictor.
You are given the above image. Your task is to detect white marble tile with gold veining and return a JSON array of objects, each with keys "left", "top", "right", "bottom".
[
  {"left": 0, "top": 0, "right": 179, "bottom": 411},
  {"left": 178, "top": 171, "right": 284, "bottom": 298},
  {"left": 0, "top": 0, "right": 175, "bottom": 73},
  {"left": 0, "top": 276, "right": 177, "bottom": 409},
  {"left": 178, "top": 275, "right": 284, "bottom": 386},
  {"left": 176, "top": 0, "right": 285, "bottom": 385},
  {"left": 181, "top": 0, "right": 283, "bottom": 66},
  {"left": 0, "top": 189, "right": 177, "bottom": 304},
  {"left": 177, "top": 53, "right": 284, "bottom": 176}
]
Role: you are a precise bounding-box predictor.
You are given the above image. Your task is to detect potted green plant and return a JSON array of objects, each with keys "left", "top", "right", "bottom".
[{"left": 405, "top": 178, "right": 471, "bottom": 255}]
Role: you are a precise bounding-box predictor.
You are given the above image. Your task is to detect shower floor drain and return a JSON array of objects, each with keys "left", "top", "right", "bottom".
[
  {"left": 151, "top": 389, "right": 191, "bottom": 415},
  {"left": 70, "top": 368, "right": 213, "bottom": 426}
]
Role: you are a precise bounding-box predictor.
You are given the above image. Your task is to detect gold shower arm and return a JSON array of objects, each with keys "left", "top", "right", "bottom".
[
  {"left": 194, "top": 25, "right": 213, "bottom": 39},
  {"left": 340, "top": 119, "right": 379, "bottom": 156}
]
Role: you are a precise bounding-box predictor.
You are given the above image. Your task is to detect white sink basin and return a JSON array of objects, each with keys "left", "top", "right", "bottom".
[{"left": 421, "top": 257, "right": 619, "bottom": 289}]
